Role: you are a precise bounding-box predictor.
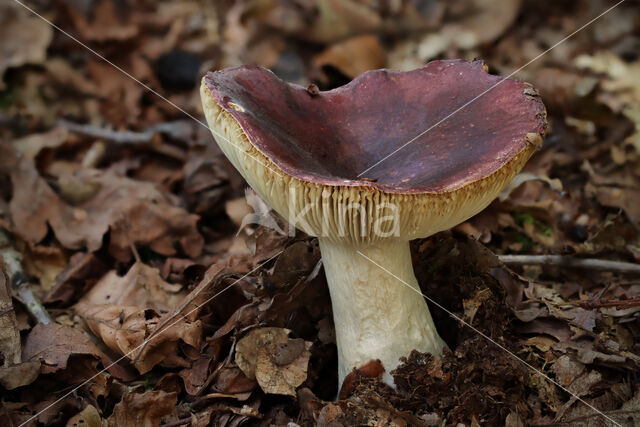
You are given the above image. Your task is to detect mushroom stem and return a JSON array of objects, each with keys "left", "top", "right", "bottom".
[{"left": 318, "top": 237, "right": 445, "bottom": 387}]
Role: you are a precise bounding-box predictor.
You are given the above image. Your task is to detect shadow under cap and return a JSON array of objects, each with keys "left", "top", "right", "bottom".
[{"left": 203, "top": 59, "right": 546, "bottom": 194}]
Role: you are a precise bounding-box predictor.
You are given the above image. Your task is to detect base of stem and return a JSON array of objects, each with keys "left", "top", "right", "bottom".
[{"left": 319, "top": 238, "right": 445, "bottom": 387}]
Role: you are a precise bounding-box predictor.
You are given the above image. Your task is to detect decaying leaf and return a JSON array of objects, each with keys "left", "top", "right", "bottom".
[
  {"left": 389, "top": 0, "right": 521, "bottom": 69},
  {"left": 235, "top": 327, "right": 312, "bottom": 396},
  {"left": 66, "top": 404, "right": 105, "bottom": 427},
  {"left": 78, "top": 262, "right": 185, "bottom": 313},
  {"left": 2, "top": 147, "right": 203, "bottom": 262},
  {"left": 1, "top": 0, "right": 640, "bottom": 425},
  {"left": 75, "top": 300, "right": 202, "bottom": 374},
  {"left": 500, "top": 172, "right": 564, "bottom": 201},
  {"left": 0, "top": 2, "right": 52, "bottom": 90},
  {"left": 313, "top": 35, "right": 386, "bottom": 79},
  {"left": 72, "top": 261, "right": 200, "bottom": 374},
  {"left": 21, "top": 323, "right": 130, "bottom": 379},
  {"left": 107, "top": 390, "right": 177, "bottom": 427},
  {"left": 0, "top": 361, "right": 40, "bottom": 390}
]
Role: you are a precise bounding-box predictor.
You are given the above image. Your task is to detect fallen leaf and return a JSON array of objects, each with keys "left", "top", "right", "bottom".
[
  {"left": 313, "top": 35, "right": 385, "bottom": 80},
  {"left": 551, "top": 355, "right": 585, "bottom": 387},
  {"left": 500, "top": 172, "right": 564, "bottom": 201},
  {"left": 0, "top": 2, "right": 53, "bottom": 89},
  {"left": 618, "top": 387, "right": 640, "bottom": 426},
  {"left": 74, "top": 303, "right": 202, "bottom": 374},
  {"left": 0, "top": 361, "right": 40, "bottom": 390},
  {"left": 21, "top": 244, "right": 68, "bottom": 292},
  {"left": 73, "top": 254, "right": 217, "bottom": 374},
  {"left": 554, "top": 370, "right": 602, "bottom": 422},
  {"left": 63, "top": 0, "right": 138, "bottom": 42},
  {"left": 107, "top": 390, "right": 177, "bottom": 427},
  {"left": 2, "top": 149, "right": 203, "bottom": 262},
  {"left": 66, "top": 404, "right": 104, "bottom": 427},
  {"left": 235, "top": 327, "right": 312, "bottom": 396},
  {"left": 235, "top": 327, "right": 290, "bottom": 380},
  {"left": 389, "top": 0, "right": 521, "bottom": 69},
  {"left": 594, "top": 186, "right": 640, "bottom": 228},
  {"left": 78, "top": 262, "right": 185, "bottom": 313},
  {"left": 21, "top": 323, "right": 131, "bottom": 380},
  {"left": 45, "top": 252, "right": 108, "bottom": 306}
]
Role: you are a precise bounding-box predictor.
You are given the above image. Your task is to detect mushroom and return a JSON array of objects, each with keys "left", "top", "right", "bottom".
[{"left": 201, "top": 59, "right": 546, "bottom": 387}]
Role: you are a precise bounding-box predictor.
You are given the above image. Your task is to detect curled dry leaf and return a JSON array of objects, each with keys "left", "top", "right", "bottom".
[
  {"left": 0, "top": 2, "right": 53, "bottom": 89},
  {"left": 313, "top": 35, "right": 386, "bottom": 80},
  {"left": 21, "top": 323, "right": 131, "bottom": 380},
  {"left": 499, "top": 172, "right": 564, "bottom": 201},
  {"left": 246, "top": 0, "right": 443, "bottom": 44},
  {"left": 11, "top": 127, "right": 70, "bottom": 162},
  {"left": 576, "top": 52, "right": 640, "bottom": 151},
  {"left": 0, "top": 361, "right": 40, "bottom": 390},
  {"left": 269, "top": 240, "right": 321, "bottom": 289},
  {"left": 551, "top": 355, "right": 586, "bottom": 387},
  {"left": 74, "top": 263, "right": 202, "bottom": 374},
  {"left": 78, "top": 262, "right": 186, "bottom": 313},
  {"left": 235, "top": 327, "right": 290, "bottom": 380},
  {"left": 256, "top": 338, "right": 313, "bottom": 396},
  {"left": 338, "top": 360, "right": 385, "bottom": 400},
  {"left": 389, "top": 0, "right": 521, "bottom": 69},
  {"left": 66, "top": 404, "right": 104, "bottom": 427},
  {"left": 2, "top": 147, "right": 203, "bottom": 262},
  {"left": 235, "top": 327, "right": 312, "bottom": 396},
  {"left": 45, "top": 252, "right": 107, "bottom": 306},
  {"left": 594, "top": 186, "right": 640, "bottom": 228},
  {"left": 107, "top": 390, "right": 177, "bottom": 427},
  {"left": 63, "top": 0, "right": 138, "bottom": 43}
]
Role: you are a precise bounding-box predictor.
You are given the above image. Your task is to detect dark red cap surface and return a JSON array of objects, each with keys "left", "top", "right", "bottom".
[{"left": 203, "top": 60, "right": 546, "bottom": 193}]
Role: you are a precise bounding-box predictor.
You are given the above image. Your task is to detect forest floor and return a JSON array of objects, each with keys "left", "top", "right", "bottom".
[{"left": 0, "top": 0, "right": 639, "bottom": 426}]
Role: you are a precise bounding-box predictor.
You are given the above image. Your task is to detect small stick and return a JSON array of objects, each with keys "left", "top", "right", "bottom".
[
  {"left": 563, "top": 297, "right": 640, "bottom": 309},
  {"left": 59, "top": 120, "right": 152, "bottom": 144},
  {"left": 59, "top": 120, "right": 189, "bottom": 160},
  {"left": 14, "top": 281, "right": 53, "bottom": 325},
  {"left": 498, "top": 254, "right": 640, "bottom": 275},
  {"left": 0, "top": 230, "right": 52, "bottom": 324}
]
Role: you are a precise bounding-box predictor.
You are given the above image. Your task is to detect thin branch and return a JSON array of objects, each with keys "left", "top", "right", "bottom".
[
  {"left": 59, "top": 120, "right": 153, "bottom": 144},
  {"left": 1, "top": 230, "right": 52, "bottom": 324},
  {"left": 58, "top": 120, "right": 190, "bottom": 160},
  {"left": 563, "top": 297, "right": 640, "bottom": 310},
  {"left": 15, "top": 284, "right": 53, "bottom": 325},
  {"left": 498, "top": 254, "right": 640, "bottom": 275},
  {"left": 531, "top": 408, "right": 637, "bottom": 426}
]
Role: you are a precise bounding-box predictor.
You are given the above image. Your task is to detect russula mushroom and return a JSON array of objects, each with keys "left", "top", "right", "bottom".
[{"left": 201, "top": 59, "right": 546, "bottom": 386}]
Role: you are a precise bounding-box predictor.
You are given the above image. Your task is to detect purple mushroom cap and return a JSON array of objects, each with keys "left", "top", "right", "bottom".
[{"left": 203, "top": 59, "right": 546, "bottom": 194}]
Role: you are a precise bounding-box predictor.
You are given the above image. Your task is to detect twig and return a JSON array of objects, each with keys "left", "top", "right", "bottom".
[
  {"left": 14, "top": 283, "right": 53, "bottom": 325},
  {"left": 564, "top": 297, "right": 640, "bottom": 310},
  {"left": 0, "top": 230, "right": 52, "bottom": 324},
  {"left": 498, "top": 254, "right": 640, "bottom": 275},
  {"left": 59, "top": 120, "right": 153, "bottom": 144},
  {"left": 58, "top": 120, "right": 189, "bottom": 160},
  {"left": 531, "top": 408, "right": 638, "bottom": 426}
]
